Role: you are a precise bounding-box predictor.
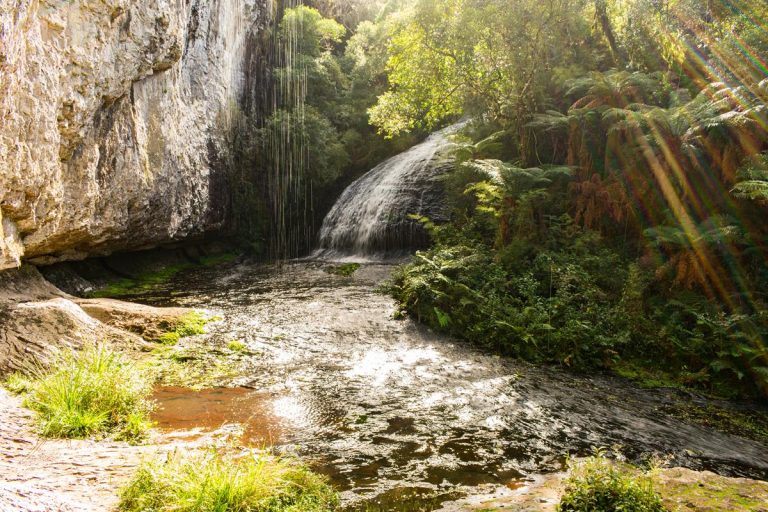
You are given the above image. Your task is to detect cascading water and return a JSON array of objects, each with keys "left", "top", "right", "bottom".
[
  {"left": 258, "top": 0, "right": 314, "bottom": 260},
  {"left": 314, "top": 124, "right": 462, "bottom": 260}
]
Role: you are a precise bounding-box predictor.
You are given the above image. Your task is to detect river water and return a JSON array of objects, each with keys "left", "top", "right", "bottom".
[{"left": 128, "top": 260, "right": 768, "bottom": 509}]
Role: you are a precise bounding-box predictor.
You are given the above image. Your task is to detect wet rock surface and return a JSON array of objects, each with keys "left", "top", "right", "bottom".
[
  {"left": 0, "top": 267, "right": 148, "bottom": 373},
  {"left": 0, "top": 387, "right": 245, "bottom": 512},
  {"left": 124, "top": 260, "right": 768, "bottom": 507}
]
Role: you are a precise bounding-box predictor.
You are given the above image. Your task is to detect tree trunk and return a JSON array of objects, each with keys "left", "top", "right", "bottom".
[{"left": 594, "top": 0, "right": 624, "bottom": 67}]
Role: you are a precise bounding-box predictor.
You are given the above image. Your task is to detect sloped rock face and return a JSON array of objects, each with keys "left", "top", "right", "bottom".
[
  {"left": 0, "top": 266, "right": 148, "bottom": 373},
  {"left": 0, "top": 0, "right": 268, "bottom": 270}
]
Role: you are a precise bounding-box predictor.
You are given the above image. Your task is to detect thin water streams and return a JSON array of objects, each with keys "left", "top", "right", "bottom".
[{"left": 127, "top": 261, "right": 768, "bottom": 508}]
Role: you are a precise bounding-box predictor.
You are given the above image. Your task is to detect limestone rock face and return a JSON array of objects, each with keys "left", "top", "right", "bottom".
[{"left": 0, "top": 0, "right": 267, "bottom": 270}]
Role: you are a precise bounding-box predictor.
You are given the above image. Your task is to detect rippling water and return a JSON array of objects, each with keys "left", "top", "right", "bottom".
[{"left": 130, "top": 261, "right": 768, "bottom": 507}]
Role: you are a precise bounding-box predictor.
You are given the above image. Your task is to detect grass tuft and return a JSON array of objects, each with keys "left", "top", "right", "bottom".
[
  {"left": 17, "top": 344, "right": 153, "bottom": 441},
  {"left": 4, "top": 372, "right": 34, "bottom": 394},
  {"left": 119, "top": 450, "right": 339, "bottom": 512}
]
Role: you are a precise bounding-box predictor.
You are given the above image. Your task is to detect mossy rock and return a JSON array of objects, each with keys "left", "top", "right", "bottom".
[
  {"left": 326, "top": 263, "right": 361, "bottom": 277},
  {"left": 655, "top": 468, "right": 768, "bottom": 512}
]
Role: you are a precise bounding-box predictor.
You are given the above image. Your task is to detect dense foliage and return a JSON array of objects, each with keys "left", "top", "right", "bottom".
[
  {"left": 381, "top": 0, "right": 768, "bottom": 398},
  {"left": 231, "top": 0, "right": 768, "bottom": 398},
  {"left": 234, "top": 1, "right": 419, "bottom": 257}
]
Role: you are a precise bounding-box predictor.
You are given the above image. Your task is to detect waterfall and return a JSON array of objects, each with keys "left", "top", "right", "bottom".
[{"left": 314, "top": 123, "right": 462, "bottom": 261}]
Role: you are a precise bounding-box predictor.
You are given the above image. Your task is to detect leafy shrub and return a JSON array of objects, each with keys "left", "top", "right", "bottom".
[
  {"left": 558, "top": 456, "right": 666, "bottom": 512},
  {"left": 390, "top": 233, "right": 625, "bottom": 367},
  {"left": 20, "top": 344, "right": 153, "bottom": 441},
  {"left": 119, "top": 450, "right": 339, "bottom": 512}
]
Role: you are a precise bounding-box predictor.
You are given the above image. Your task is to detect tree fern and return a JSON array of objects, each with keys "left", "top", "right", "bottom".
[{"left": 731, "top": 153, "right": 768, "bottom": 201}]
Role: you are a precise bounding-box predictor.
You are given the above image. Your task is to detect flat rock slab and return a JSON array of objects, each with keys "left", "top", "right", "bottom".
[
  {"left": 441, "top": 466, "right": 768, "bottom": 511},
  {"left": 75, "top": 298, "right": 195, "bottom": 341},
  {"left": 0, "top": 297, "right": 149, "bottom": 374},
  {"left": 0, "top": 388, "right": 143, "bottom": 511},
  {"left": 657, "top": 467, "right": 768, "bottom": 511}
]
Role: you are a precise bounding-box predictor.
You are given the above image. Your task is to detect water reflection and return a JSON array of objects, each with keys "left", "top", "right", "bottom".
[{"left": 137, "top": 261, "right": 768, "bottom": 507}]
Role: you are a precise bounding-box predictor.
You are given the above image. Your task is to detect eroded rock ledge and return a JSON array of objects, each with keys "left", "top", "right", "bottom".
[
  {"left": 0, "top": 265, "right": 196, "bottom": 373},
  {"left": 0, "top": 0, "right": 267, "bottom": 270}
]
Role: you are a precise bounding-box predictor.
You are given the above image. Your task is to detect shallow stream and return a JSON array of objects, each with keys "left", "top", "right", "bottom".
[{"left": 126, "top": 261, "right": 768, "bottom": 509}]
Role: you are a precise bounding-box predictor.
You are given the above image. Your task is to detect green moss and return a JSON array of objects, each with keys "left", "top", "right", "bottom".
[
  {"left": 613, "top": 364, "right": 689, "bottom": 391},
  {"left": 158, "top": 332, "right": 181, "bottom": 345},
  {"left": 88, "top": 265, "right": 189, "bottom": 298},
  {"left": 88, "top": 253, "right": 239, "bottom": 298},
  {"left": 654, "top": 469, "right": 768, "bottom": 511},
  {"left": 199, "top": 253, "right": 238, "bottom": 266},
  {"left": 326, "top": 263, "right": 361, "bottom": 277},
  {"left": 176, "top": 312, "right": 215, "bottom": 337},
  {"left": 119, "top": 450, "right": 339, "bottom": 512},
  {"left": 156, "top": 312, "right": 218, "bottom": 346},
  {"left": 614, "top": 363, "right": 768, "bottom": 444},
  {"left": 663, "top": 402, "right": 768, "bottom": 445},
  {"left": 227, "top": 340, "right": 246, "bottom": 352}
]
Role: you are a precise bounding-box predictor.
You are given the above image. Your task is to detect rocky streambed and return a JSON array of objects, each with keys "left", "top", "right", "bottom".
[{"left": 2, "top": 259, "right": 768, "bottom": 510}]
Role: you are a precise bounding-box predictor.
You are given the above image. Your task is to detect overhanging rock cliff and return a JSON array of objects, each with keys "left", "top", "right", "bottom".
[{"left": 0, "top": 0, "right": 268, "bottom": 270}]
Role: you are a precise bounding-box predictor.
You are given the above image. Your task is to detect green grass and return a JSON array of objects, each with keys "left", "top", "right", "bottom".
[
  {"left": 4, "top": 372, "right": 33, "bottom": 394},
  {"left": 326, "top": 263, "right": 361, "bottom": 277},
  {"left": 119, "top": 450, "right": 339, "bottom": 512},
  {"left": 558, "top": 455, "right": 665, "bottom": 512},
  {"left": 11, "top": 344, "right": 153, "bottom": 441}
]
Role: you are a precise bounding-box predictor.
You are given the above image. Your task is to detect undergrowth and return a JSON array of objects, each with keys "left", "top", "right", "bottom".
[
  {"left": 389, "top": 158, "right": 768, "bottom": 399},
  {"left": 558, "top": 455, "right": 666, "bottom": 512},
  {"left": 119, "top": 450, "right": 339, "bottom": 512}
]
